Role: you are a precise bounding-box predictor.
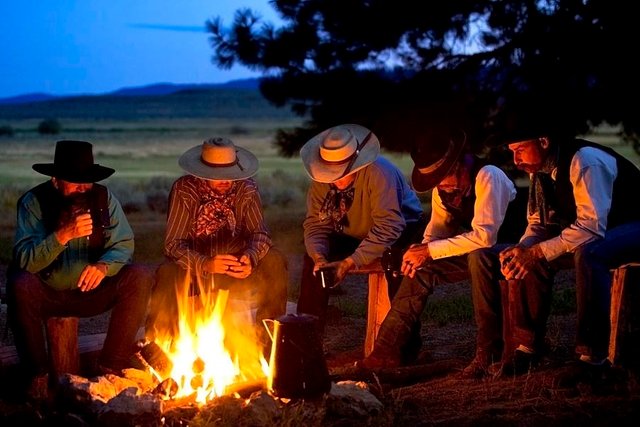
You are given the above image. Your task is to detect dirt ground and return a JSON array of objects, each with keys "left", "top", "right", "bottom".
[
  {"left": 2, "top": 260, "right": 640, "bottom": 426},
  {"left": 321, "top": 270, "right": 640, "bottom": 427}
]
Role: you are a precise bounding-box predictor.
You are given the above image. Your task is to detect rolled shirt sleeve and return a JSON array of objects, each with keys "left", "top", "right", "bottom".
[
  {"left": 426, "top": 166, "right": 517, "bottom": 259},
  {"left": 537, "top": 147, "right": 616, "bottom": 261}
]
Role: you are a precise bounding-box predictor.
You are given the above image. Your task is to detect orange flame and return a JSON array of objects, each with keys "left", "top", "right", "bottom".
[{"left": 152, "top": 272, "right": 270, "bottom": 404}]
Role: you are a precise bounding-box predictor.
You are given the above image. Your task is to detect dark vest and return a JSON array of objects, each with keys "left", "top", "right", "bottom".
[
  {"left": 551, "top": 139, "right": 640, "bottom": 229},
  {"left": 28, "top": 181, "right": 109, "bottom": 263}
]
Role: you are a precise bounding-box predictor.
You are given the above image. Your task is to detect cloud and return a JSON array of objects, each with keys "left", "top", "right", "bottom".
[{"left": 129, "top": 23, "right": 205, "bottom": 33}]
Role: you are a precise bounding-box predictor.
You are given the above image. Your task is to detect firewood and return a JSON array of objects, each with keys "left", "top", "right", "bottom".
[{"left": 329, "top": 358, "right": 466, "bottom": 386}]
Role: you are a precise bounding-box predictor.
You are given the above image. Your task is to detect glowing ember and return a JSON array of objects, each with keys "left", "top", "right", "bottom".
[{"left": 151, "top": 275, "right": 270, "bottom": 404}]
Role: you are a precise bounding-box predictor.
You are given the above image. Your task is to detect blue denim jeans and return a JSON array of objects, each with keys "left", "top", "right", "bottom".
[
  {"left": 371, "top": 254, "right": 471, "bottom": 361},
  {"left": 472, "top": 220, "right": 640, "bottom": 362},
  {"left": 372, "top": 245, "right": 555, "bottom": 364},
  {"left": 7, "top": 264, "right": 153, "bottom": 378},
  {"left": 574, "top": 220, "right": 640, "bottom": 359},
  {"left": 468, "top": 245, "right": 554, "bottom": 362}
]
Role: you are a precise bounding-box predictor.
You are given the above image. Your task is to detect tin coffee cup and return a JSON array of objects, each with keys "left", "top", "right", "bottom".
[{"left": 317, "top": 267, "right": 338, "bottom": 289}]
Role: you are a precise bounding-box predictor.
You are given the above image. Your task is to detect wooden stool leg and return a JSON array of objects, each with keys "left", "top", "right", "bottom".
[
  {"left": 46, "top": 317, "right": 80, "bottom": 377},
  {"left": 608, "top": 264, "right": 640, "bottom": 368},
  {"left": 500, "top": 280, "right": 519, "bottom": 360},
  {"left": 364, "top": 272, "right": 390, "bottom": 357}
]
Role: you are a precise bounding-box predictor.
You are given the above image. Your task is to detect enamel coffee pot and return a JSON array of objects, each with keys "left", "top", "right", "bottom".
[{"left": 263, "top": 313, "right": 331, "bottom": 399}]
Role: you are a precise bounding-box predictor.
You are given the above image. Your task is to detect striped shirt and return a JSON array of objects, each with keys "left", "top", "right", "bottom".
[{"left": 164, "top": 175, "right": 272, "bottom": 273}]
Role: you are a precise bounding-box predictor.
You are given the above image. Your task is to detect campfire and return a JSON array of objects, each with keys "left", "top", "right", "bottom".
[
  {"left": 43, "top": 275, "right": 386, "bottom": 426},
  {"left": 142, "top": 275, "right": 269, "bottom": 405}
]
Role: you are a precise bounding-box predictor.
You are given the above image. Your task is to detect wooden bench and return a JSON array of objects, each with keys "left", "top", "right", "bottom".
[{"left": 348, "top": 259, "right": 391, "bottom": 357}]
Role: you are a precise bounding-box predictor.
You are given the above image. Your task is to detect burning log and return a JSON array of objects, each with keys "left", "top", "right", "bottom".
[
  {"left": 153, "top": 377, "right": 180, "bottom": 400},
  {"left": 138, "top": 340, "right": 173, "bottom": 379},
  {"left": 224, "top": 378, "right": 266, "bottom": 398}
]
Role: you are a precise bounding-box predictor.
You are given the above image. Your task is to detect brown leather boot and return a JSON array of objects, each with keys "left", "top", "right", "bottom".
[{"left": 358, "top": 347, "right": 402, "bottom": 371}]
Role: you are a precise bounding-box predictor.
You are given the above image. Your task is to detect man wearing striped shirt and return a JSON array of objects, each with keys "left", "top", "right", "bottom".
[{"left": 146, "top": 138, "right": 288, "bottom": 352}]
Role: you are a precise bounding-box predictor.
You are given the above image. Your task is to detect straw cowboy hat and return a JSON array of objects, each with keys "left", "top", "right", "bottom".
[
  {"left": 32, "top": 140, "right": 115, "bottom": 183},
  {"left": 300, "top": 124, "right": 380, "bottom": 183},
  {"left": 410, "top": 128, "right": 467, "bottom": 192},
  {"left": 179, "top": 137, "right": 259, "bottom": 181}
]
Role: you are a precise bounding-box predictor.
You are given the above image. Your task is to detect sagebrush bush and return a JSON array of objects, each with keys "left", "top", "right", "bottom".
[
  {"left": 108, "top": 176, "right": 173, "bottom": 214},
  {"left": 259, "top": 169, "right": 306, "bottom": 208},
  {"left": 37, "top": 118, "right": 62, "bottom": 134},
  {"left": 0, "top": 125, "right": 14, "bottom": 136}
]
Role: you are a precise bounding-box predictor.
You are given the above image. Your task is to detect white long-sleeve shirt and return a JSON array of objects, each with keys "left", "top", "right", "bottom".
[
  {"left": 424, "top": 165, "right": 517, "bottom": 259},
  {"left": 521, "top": 147, "right": 617, "bottom": 261}
]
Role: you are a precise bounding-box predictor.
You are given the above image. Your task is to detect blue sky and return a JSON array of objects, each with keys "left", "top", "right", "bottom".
[{"left": 0, "top": 1, "right": 279, "bottom": 98}]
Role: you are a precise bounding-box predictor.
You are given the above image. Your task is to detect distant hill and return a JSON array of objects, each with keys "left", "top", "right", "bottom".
[
  {"left": 0, "top": 93, "right": 59, "bottom": 105},
  {"left": 0, "top": 80, "right": 297, "bottom": 121},
  {"left": 108, "top": 78, "right": 260, "bottom": 97},
  {"left": 0, "top": 78, "right": 261, "bottom": 106}
]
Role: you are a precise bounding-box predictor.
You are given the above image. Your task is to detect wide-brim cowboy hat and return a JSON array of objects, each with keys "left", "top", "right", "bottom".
[
  {"left": 484, "top": 113, "right": 554, "bottom": 148},
  {"left": 484, "top": 98, "right": 569, "bottom": 148},
  {"left": 300, "top": 124, "right": 380, "bottom": 183},
  {"left": 179, "top": 137, "right": 258, "bottom": 181},
  {"left": 32, "top": 140, "right": 115, "bottom": 183},
  {"left": 410, "top": 128, "right": 467, "bottom": 193}
]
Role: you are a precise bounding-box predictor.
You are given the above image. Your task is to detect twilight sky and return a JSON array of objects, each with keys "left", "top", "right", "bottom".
[{"left": 0, "top": 1, "right": 279, "bottom": 98}]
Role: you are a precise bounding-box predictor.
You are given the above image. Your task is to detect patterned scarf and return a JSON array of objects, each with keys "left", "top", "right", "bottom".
[
  {"left": 194, "top": 180, "right": 237, "bottom": 237},
  {"left": 528, "top": 146, "right": 559, "bottom": 228},
  {"left": 319, "top": 186, "right": 355, "bottom": 233}
]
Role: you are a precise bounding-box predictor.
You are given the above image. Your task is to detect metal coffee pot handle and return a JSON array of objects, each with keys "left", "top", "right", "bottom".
[{"left": 262, "top": 318, "right": 275, "bottom": 343}]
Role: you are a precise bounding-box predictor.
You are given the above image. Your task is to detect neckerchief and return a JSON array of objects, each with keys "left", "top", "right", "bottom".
[
  {"left": 194, "top": 180, "right": 237, "bottom": 237},
  {"left": 439, "top": 183, "right": 473, "bottom": 216},
  {"left": 437, "top": 156, "right": 474, "bottom": 220},
  {"left": 529, "top": 146, "right": 559, "bottom": 228},
  {"left": 319, "top": 185, "right": 355, "bottom": 233}
]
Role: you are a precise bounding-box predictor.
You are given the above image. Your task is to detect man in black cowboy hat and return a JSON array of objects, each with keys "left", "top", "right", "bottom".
[
  {"left": 490, "top": 106, "right": 640, "bottom": 374},
  {"left": 146, "top": 137, "right": 288, "bottom": 355},
  {"left": 6, "top": 140, "right": 153, "bottom": 398},
  {"left": 296, "top": 123, "right": 425, "bottom": 361},
  {"left": 359, "top": 128, "right": 527, "bottom": 376}
]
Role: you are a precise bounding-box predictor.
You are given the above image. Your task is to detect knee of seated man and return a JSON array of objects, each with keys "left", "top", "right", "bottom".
[{"left": 401, "top": 272, "right": 434, "bottom": 297}]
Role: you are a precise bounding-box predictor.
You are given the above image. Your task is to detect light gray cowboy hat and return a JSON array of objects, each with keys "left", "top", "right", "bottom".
[
  {"left": 300, "top": 124, "right": 380, "bottom": 183},
  {"left": 179, "top": 137, "right": 259, "bottom": 181}
]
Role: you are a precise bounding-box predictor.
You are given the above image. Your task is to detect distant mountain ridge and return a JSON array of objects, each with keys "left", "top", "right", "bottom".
[
  {"left": 0, "top": 79, "right": 294, "bottom": 121},
  {"left": 0, "top": 78, "right": 261, "bottom": 106}
]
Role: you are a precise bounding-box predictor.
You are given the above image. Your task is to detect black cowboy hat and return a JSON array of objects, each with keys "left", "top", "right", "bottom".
[
  {"left": 32, "top": 140, "right": 115, "bottom": 183},
  {"left": 484, "top": 97, "right": 571, "bottom": 148},
  {"left": 410, "top": 128, "right": 467, "bottom": 193}
]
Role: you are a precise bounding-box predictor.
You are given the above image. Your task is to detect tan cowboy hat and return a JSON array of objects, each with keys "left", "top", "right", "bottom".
[
  {"left": 300, "top": 124, "right": 380, "bottom": 183},
  {"left": 32, "top": 140, "right": 115, "bottom": 183},
  {"left": 410, "top": 128, "right": 467, "bottom": 192},
  {"left": 179, "top": 137, "right": 258, "bottom": 181}
]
